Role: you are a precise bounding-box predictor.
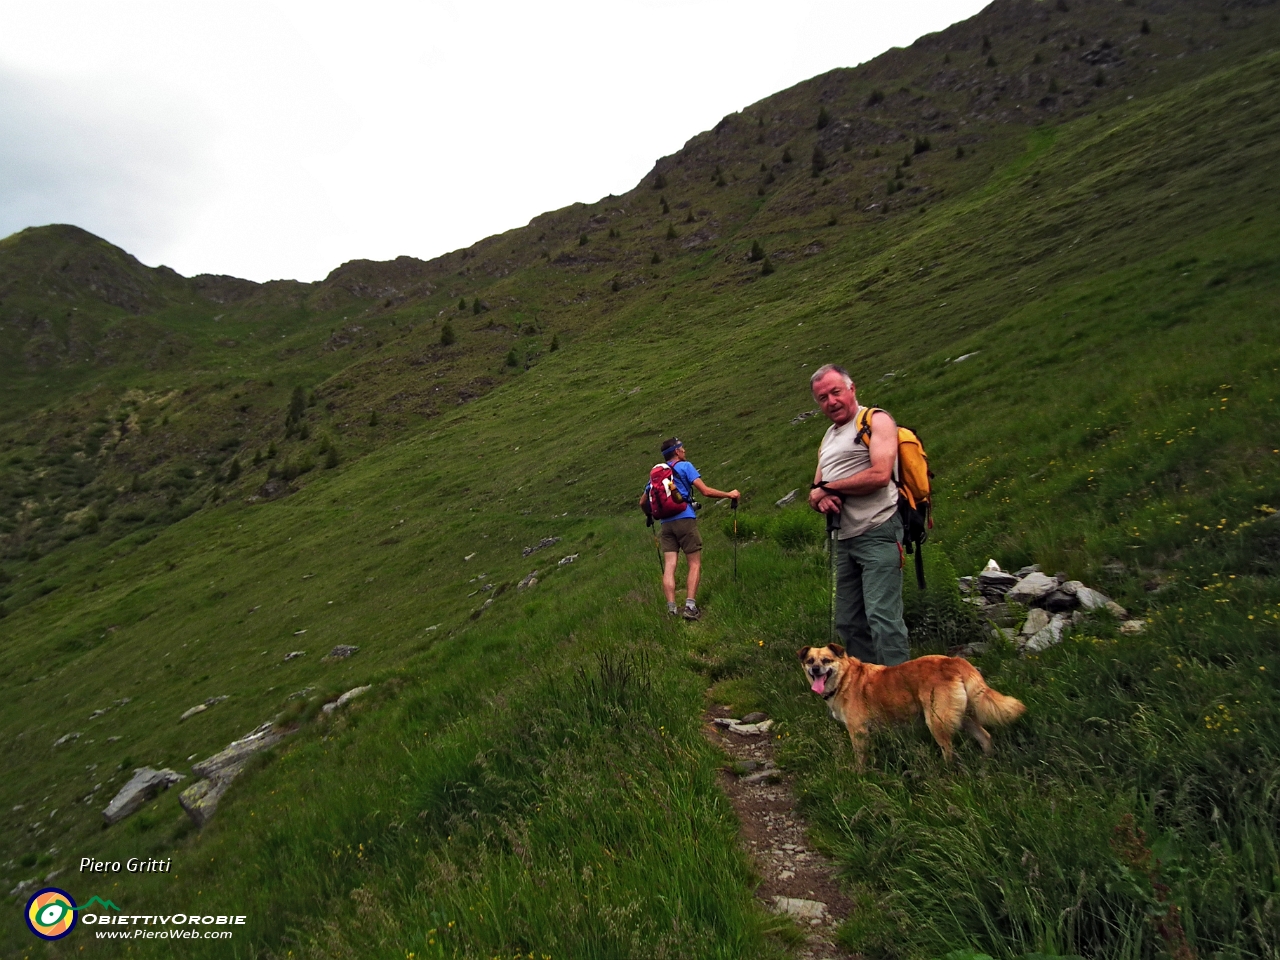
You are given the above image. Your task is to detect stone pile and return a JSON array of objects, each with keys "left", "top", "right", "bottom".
[{"left": 959, "top": 560, "right": 1145, "bottom": 654}]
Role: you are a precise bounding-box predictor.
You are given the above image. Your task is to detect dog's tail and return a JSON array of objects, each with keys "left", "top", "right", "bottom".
[{"left": 965, "top": 673, "right": 1026, "bottom": 727}]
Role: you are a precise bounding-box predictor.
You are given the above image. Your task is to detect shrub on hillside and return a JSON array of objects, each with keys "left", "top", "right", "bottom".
[
  {"left": 987, "top": 54, "right": 998, "bottom": 68},
  {"left": 227, "top": 458, "right": 241, "bottom": 482},
  {"left": 440, "top": 322, "right": 456, "bottom": 346},
  {"left": 458, "top": 298, "right": 466, "bottom": 311},
  {"left": 651, "top": 252, "right": 662, "bottom": 265},
  {"left": 661, "top": 197, "right": 670, "bottom": 214},
  {"left": 666, "top": 224, "right": 678, "bottom": 240},
  {"left": 550, "top": 333, "right": 559, "bottom": 351},
  {"left": 811, "top": 146, "right": 826, "bottom": 177},
  {"left": 611, "top": 278, "right": 621, "bottom": 292},
  {"left": 1141, "top": 18, "right": 1151, "bottom": 33},
  {"left": 506, "top": 348, "right": 519, "bottom": 367},
  {"left": 368, "top": 410, "right": 379, "bottom": 427},
  {"left": 760, "top": 257, "right": 775, "bottom": 276},
  {"left": 652, "top": 173, "right": 666, "bottom": 189},
  {"left": 816, "top": 106, "right": 831, "bottom": 129},
  {"left": 579, "top": 233, "right": 589, "bottom": 246},
  {"left": 749, "top": 240, "right": 765, "bottom": 263},
  {"left": 914, "top": 136, "right": 931, "bottom": 154},
  {"left": 781, "top": 148, "right": 793, "bottom": 163},
  {"left": 324, "top": 446, "right": 339, "bottom": 469},
  {"left": 867, "top": 89, "right": 885, "bottom": 106}
]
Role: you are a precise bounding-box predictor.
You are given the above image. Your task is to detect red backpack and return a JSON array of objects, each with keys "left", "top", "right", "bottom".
[{"left": 643, "top": 462, "right": 689, "bottom": 523}]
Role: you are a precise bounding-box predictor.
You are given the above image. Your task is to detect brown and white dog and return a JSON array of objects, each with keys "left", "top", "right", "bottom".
[{"left": 797, "top": 644, "right": 1026, "bottom": 768}]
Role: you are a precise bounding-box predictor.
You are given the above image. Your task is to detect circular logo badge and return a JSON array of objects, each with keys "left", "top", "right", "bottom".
[{"left": 25, "top": 887, "right": 78, "bottom": 940}]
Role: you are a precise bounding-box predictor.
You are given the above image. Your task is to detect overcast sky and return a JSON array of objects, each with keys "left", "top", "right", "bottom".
[{"left": 0, "top": 1, "right": 988, "bottom": 283}]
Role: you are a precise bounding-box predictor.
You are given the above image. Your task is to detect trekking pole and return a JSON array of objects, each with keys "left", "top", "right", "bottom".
[
  {"left": 732, "top": 499, "right": 742, "bottom": 583},
  {"left": 827, "top": 510, "right": 840, "bottom": 645}
]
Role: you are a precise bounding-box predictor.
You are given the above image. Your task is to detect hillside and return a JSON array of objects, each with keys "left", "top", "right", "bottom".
[{"left": 2, "top": 0, "right": 1279, "bottom": 956}]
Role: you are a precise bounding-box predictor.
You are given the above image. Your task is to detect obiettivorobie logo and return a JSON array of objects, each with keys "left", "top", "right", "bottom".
[
  {"left": 24, "top": 888, "right": 247, "bottom": 941},
  {"left": 24, "top": 888, "right": 120, "bottom": 940}
]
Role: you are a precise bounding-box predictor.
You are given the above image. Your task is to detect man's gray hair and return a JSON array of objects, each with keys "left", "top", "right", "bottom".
[{"left": 810, "top": 363, "right": 853, "bottom": 387}]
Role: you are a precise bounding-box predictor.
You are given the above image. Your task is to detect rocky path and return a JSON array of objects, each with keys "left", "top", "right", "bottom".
[{"left": 703, "top": 705, "right": 856, "bottom": 960}]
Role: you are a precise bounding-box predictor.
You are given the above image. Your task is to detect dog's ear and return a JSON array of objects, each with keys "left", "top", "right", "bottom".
[
  {"left": 829, "top": 643, "right": 846, "bottom": 658},
  {"left": 796, "top": 646, "right": 810, "bottom": 661}
]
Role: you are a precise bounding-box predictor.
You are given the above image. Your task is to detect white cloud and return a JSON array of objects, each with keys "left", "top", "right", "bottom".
[{"left": 0, "top": 0, "right": 987, "bottom": 282}]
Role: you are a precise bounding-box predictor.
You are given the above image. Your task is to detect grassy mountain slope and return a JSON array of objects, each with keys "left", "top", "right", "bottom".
[{"left": 2, "top": 0, "right": 1279, "bottom": 956}]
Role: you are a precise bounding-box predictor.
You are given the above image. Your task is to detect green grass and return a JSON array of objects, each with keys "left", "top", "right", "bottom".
[{"left": 2, "top": 14, "right": 1280, "bottom": 960}]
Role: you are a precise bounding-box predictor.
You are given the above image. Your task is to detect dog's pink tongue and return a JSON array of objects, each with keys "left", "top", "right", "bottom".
[{"left": 811, "top": 674, "right": 826, "bottom": 695}]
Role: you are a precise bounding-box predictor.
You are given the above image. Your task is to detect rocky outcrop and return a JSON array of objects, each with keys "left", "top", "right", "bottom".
[
  {"left": 103, "top": 768, "right": 184, "bottom": 826},
  {"left": 178, "top": 723, "right": 286, "bottom": 827},
  {"left": 958, "top": 560, "right": 1139, "bottom": 655}
]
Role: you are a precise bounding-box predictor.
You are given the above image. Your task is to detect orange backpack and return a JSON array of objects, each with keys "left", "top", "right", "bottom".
[{"left": 854, "top": 407, "right": 934, "bottom": 588}]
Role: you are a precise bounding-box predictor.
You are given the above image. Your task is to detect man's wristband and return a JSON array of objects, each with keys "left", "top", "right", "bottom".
[{"left": 810, "top": 482, "right": 832, "bottom": 492}]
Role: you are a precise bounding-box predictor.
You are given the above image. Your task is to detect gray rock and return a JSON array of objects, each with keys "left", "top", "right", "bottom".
[
  {"left": 730, "top": 760, "right": 760, "bottom": 775},
  {"left": 772, "top": 897, "right": 827, "bottom": 921},
  {"left": 978, "top": 602, "right": 1017, "bottom": 627},
  {"left": 558, "top": 553, "right": 578, "bottom": 566},
  {"left": 774, "top": 489, "right": 799, "bottom": 508},
  {"left": 1023, "top": 613, "right": 1069, "bottom": 653},
  {"left": 103, "top": 768, "right": 184, "bottom": 826},
  {"left": 522, "top": 536, "right": 561, "bottom": 558},
  {"left": 1007, "top": 572, "right": 1058, "bottom": 605},
  {"left": 740, "top": 711, "right": 767, "bottom": 724},
  {"left": 53, "top": 732, "right": 82, "bottom": 747},
  {"left": 1014, "top": 564, "right": 1042, "bottom": 577},
  {"left": 205, "top": 695, "right": 230, "bottom": 706},
  {"left": 712, "top": 717, "right": 774, "bottom": 736},
  {"left": 1075, "top": 586, "right": 1112, "bottom": 611},
  {"left": 790, "top": 410, "right": 818, "bottom": 425},
  {"left": 179, "top": 704, "right": 207, "bottom": 722},
  {"left": 323, "top": 645, "right": 359, "bottom": 660},
  {"left": 179, "top": 722, "right": 288, "bottom": 828},
  {"left": 1120, "top": 620, "right": 1147, "bottom": 636},
  {"left": 956, "top": 576, "right": 973, "bottom": 594},
  {"left": 1021, "top": 608, "right": 1051, "bottom": 635},
  {"left": 191, "top": 723, "right": 285, "bottom": 782},
  {"left": 741, "top": 765, "right": 782, "bottom": 785},
  {"left": 977, "top": 570, "right": 1018, "bottom": 601},
  {"left": 283, "top": 650, "right": 306, "bottom": 662},
  {"left": 517, "top": 571, "right": 538, "bottom": 589},
  {"left": 9, "top": 878, "right": 35, "bottom": 899},
  {"left": 1104, "top": 600, "right": 1130, "bottom": 619},
  {"left": 322, "top": 685, "right": 372, "bottom": 715}
]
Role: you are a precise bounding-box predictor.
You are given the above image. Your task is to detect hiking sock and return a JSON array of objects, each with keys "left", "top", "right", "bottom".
[
  {"left": 668, "top": 601, "right": 678, "bottom": 615},
  {"left": 685, "top": 598, "right": 697, "bottom": 611}
]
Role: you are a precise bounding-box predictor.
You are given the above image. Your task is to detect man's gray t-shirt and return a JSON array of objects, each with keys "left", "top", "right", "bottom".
[{"left": 818, "top": 407, "right": 898, "bottom": 540}]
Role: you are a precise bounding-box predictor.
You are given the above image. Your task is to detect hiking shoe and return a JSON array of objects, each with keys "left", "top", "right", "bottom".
[{"left": 682, "top": 604, "right": 703, "bottom": 621}]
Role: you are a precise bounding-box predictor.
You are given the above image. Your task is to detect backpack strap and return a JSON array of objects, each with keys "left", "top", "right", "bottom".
[{"left": 853, "top": 406, "right": 880, "bottom": 446}]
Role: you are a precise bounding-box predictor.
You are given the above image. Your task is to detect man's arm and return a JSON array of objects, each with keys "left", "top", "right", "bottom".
[
  {"left": 692, "top": 478, "right": 740, "bottom": 501},
  {"left": 814, "top": 410, "right": 897, "bottom": 497}
]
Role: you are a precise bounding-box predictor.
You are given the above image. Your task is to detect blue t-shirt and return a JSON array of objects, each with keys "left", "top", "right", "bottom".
[{"left": 660, "top": 460, "right": 700, "bottom": 523}]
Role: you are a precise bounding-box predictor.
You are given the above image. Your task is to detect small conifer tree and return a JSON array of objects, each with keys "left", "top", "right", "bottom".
[
  {"left": 369, "top": 410, "right": 379, "bottom": 427},
  {"left": 982, "top": 34, "right": 991, "bottom": 51},
  {"left": 749, "top": 240, "right": 765, "bottom": 262},
  {"left": 506, "top": 348, "right": 519, "bottom": 367},
  {"left": 666, "top": 224, "right": 678, "bottom": 240},
  {"left": 611, "top": 278, "right": 621, "bottom": 292},
  {"left": 761, "top": 258, "right": 775, "bottom": 276},
  {"left": 1141, "top": 18, "right": 1150, "bottom": 33},
  {"left": 267, "top": 441, "right": 277, "bottom": 459},
  {"left": 811, "top": 146, "right": 826, "bottom": 177},
  {"left": 987, "top": 54, "right": 998, "bottom": 68},
  {"left": 956, "top": 145, "right": 966, "bottom": 159},
  {"left": 816, "top": 106, "right": 830, "bottom": 129},
  {"left": 459, "top": 297, "right": 467, "bottom": 310},
  {"left": 867, "top": 89, "right": 884, "bottom": 106},
  {"left": 653, "top": 173, "right": 667, "bottom": 189},
  {"left": 661, "top": 198, "right": 670, "bottom": 214},
  {"left": 550, "top": 333, "right": 559, "bottom": 351},
  {"left": 651, "top": 251, "right": 662, "bottom": 265},
  {"left": 579, "top": 233, "right": 589, "bottom": 246},
  {"left": 440, "top": 321, "right": 456, "bottom": 346},
  {"left": 782, "top": 147, "right": 793, "bottom": 163},
  {"left": 227, "top": 458, "right": 241, "bottom": 481},
  {"left": 685, "top": 208, "right": 695, "bottom": 223},
  {"left": 325, "top": 447, "right": 339, "bottom": 469},
  {"left": 759, "top": 162, "right": 767, "bottom": 172},
  {"left": 473, "top": 299, "right": 482, "bottom": 314},
  {"left": 1095, "top": 69, "right": 1106, "bottom": 86}
]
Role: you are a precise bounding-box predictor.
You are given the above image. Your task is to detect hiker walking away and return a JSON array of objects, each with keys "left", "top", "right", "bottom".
[
  {"left": 808, "top": 364, "right": 910, "bottom": 665},
  {"left": 639, "top": 437, "right": 739, "bottom": 621}
]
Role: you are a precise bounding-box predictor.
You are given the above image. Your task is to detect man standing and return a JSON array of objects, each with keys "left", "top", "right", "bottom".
[
  {"left": 808, "top": 364, "right": 910, "bottom": 665},
  {"left": 641, "top": 437, "right": 740, "bottom": 621}
]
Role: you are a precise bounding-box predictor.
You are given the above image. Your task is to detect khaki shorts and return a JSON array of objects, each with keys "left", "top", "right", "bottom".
[{"left": 659, "top": 517, "right": 702, "bottom": 555}]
